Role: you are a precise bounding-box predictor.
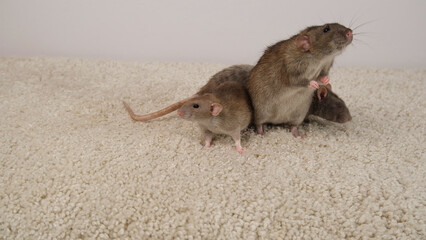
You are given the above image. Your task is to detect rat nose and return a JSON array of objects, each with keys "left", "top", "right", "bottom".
[
  {"left": 346, "top": 30, "right": 353, "bottom": 39},
  {"left": 177, "top": 110, "right": 184, "bottom": 117}
]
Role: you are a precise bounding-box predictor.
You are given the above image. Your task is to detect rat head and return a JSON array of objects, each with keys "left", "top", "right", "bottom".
[
  {"left": 297, "top": 23, "right": 353, "bottom": 57},
  {"left": 310, "top": 85, "right": 352, "bottom": 123},
  {"left": 177, "top": 94, "right": 223, "bottom": 121}
]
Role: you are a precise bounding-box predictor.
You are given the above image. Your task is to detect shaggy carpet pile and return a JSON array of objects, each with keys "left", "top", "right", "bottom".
[{"left": 0, "top": 57, "right": 425, "bottom": 239}]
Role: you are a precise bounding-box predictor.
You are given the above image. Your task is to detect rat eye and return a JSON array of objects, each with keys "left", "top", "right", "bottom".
[
  {"left": 192, "top": 104, "right": 199, "bottom": 109},
  {"left": 323, "top": 26, "right": 330, "bottom": 33}
]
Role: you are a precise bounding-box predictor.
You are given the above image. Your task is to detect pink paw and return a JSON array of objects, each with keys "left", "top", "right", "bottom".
[
  {"left": 309, "top": 80, "right": 319, "bottom": 89},
  {"left": 256, "top": 124, "right": 265, "bottom": 135},
  {"left": 204, "top": 141, "right": 212, "bottom": 148},
  {"left": 319, "top": 76, "right": 330, "bottom": 85},
  {"left": 291, "top": 126, "right": 306, "bottom": 138},
  {"left": 236, "top": 146, "right": 246, "bottom": 154}
]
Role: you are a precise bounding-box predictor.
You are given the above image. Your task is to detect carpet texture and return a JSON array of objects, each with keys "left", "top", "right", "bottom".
[{"left": 0, "top": 57, "right": 425, "bottom": 239}]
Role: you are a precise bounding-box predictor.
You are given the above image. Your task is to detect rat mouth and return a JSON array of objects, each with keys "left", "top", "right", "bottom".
[
  {"left": 177, "top": 110, "right": 191, "bottom": 120},
  {"left": 338, "top": 34, "right": 353, "bottom": 48},
  {"left": 336, "top": 40, "right": 351, "bottom": 50}
]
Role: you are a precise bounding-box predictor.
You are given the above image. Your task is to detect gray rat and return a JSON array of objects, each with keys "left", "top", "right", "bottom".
[
  {"left": 177, "top": 81, "right": 252, "bottom": 154},
  {"left": 247, "top": 23, "right": 353, "bottom": 137},
  {"left": 308, "top": 84, "right": 352, "bottom": 123}
]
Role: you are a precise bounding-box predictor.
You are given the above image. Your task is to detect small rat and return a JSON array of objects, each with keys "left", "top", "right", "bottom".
[
  {"left": 247, "top": 23, "right": 353, "bottom": 137},
  {"left": 123, "top": 65, "right": 253, "bottom": 121},
  {"left": 177, "top": 81, "right": 252, "bottom": 154}
]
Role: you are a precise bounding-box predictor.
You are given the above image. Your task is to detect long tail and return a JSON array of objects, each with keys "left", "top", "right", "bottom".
[{"left": 123, "top": 96, "right": 195, "bottom": 121}]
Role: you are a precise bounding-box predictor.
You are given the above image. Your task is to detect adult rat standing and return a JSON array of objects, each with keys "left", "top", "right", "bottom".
[{"left": 247, "top": 23, "right": 353, "bottom": 137}]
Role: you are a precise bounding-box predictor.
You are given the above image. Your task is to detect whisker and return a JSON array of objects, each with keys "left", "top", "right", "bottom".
[
  {"left": 348, "top": 9, "right": 366, "bottom": 29},
  {"left": 353, "top": 38, "right": 369, "bottom": 45},
  {"left": 353, "top": 32, "right": 377, "bottom": 37},
  {"left": 351, "top": 39, "right": 374, "bottom": 50},
  {"left": 349, "top": 14, "right": 360, "bottom": 29},
  {"left": 353, "top": 32, "right": 373, "bottom": 35},
  {"left": 353, "top": 19, "right": 379, "bottom": 32},
  {"left": 349, "top": 16, "right": 355, "bottom": 28}
]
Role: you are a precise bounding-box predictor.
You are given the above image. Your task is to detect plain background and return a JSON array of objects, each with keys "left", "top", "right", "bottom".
[{"left": 1, "top": 0, "right": 425, "bottom": 68}]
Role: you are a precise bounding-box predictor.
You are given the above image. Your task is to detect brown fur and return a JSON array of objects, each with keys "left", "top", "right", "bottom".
[
  {"left": 246, "top": 23, "right": 353, "bottom": 136},
  {"left": 178, "top": 81, "right": 252, "bottom": 153},
  {"left": 123, "top": 65, "right": 253, "bottom": 122}
]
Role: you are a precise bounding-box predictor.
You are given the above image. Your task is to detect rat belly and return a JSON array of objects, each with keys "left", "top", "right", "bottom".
[
  {"left": 268, "top": 87, "right": 313, "bottom": 125},
  {"left": 199, "top": 119, "right": 238, "bottom": 135},
  {"left": 302, "top": 55, "right": 335, "bottom": 80}
]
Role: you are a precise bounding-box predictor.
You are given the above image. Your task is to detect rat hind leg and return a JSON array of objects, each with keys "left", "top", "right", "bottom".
[
  {"left": 255, "top": 124, "right": 265, "bottom": 135},
  {"left": 253, "top": 115, "right": 266, "bottom": 135},
  {"left": 230, "top": 130, "right": 245, "bottom": 154},
  {"left": 290, "top": 125, "right": 306, "bottom": 138}
]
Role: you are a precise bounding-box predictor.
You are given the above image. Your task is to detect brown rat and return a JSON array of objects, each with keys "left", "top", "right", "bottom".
[
  {"left": 123, "top": 65, "right": 253, "bottom": 121},
  {"left": 177, "top": 81, "right": 252, "bottom": 154},
  {"left": 247, "top": 23, "right": 353, "bottom": 137}
]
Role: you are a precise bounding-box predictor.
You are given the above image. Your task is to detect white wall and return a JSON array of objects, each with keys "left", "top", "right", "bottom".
[{"left": 1, "top": 0, "right": 425, "bottom": 68}]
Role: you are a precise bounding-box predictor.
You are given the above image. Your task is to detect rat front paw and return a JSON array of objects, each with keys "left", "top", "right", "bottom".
[
  {"left": 309, "top": 80, "right": 319, "bottom": 89},
  {"left": 319, "top": 76, "right": 330, "bottom": 85}
]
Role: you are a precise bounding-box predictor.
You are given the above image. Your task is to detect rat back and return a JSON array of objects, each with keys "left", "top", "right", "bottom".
[
  {"left": 308, "top": 87, "right": 352, "bottom": 123},
  {"left": 197, "top": 65, "right": 253, "bottom": 95},
  {"left": 205, "top": 81, "right": 252, "bottom": 134}
]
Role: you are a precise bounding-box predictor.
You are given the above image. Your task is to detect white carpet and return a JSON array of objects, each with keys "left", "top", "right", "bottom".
[{"left": 0, "top": 57, "right": 425, "bottom": 239}]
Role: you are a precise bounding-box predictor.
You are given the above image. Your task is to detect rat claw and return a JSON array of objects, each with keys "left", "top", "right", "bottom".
[
  {"left": 309, "top": 80, "right": 319, "bottom": 89},
  {"left": 319, "top": 76, "right": 330, "bottom": 85},
  {"left": 236, "top": 146, "right": 245, "bottom": 154},
  {"left": 203, "top": 138, "right": 213, "bottom": 147},
  {"left": 291, "top": 126, "right": 306, "bottom": 138}
]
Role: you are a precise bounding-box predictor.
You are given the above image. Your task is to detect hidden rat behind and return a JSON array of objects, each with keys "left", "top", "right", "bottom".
[
  {"left": 177, "top": 81, "right": 252, "bottom": 154},
  {"left": 308, "top": 84, "right": 352, "bottom": 123},
  {"left": 247, "top": 23, "right": 353, "bottom": 137}
]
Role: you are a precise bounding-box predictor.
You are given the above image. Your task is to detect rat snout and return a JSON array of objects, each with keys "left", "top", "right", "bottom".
[
  {"left": 177, "top": 110, "right": 184, "bottom": 117},
  {"left": 177, "top": 109, "right": 191, "bottom": 120},
  {"left": 346, "top": 30, "right": 353, "bottom": 39}
]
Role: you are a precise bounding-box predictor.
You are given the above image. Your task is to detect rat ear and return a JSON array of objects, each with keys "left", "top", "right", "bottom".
[
  {"left": 317, "top": 86, "right": 328, "bottom": 101},
  {"left": 326, "top": 83, "right": 332, "bottom": 90},
  {"left": 297, "top": 35, "right": 310, "bottom": 52},
  {"left": 210, "top": 103, "right": 223, "bottom": 116}
]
